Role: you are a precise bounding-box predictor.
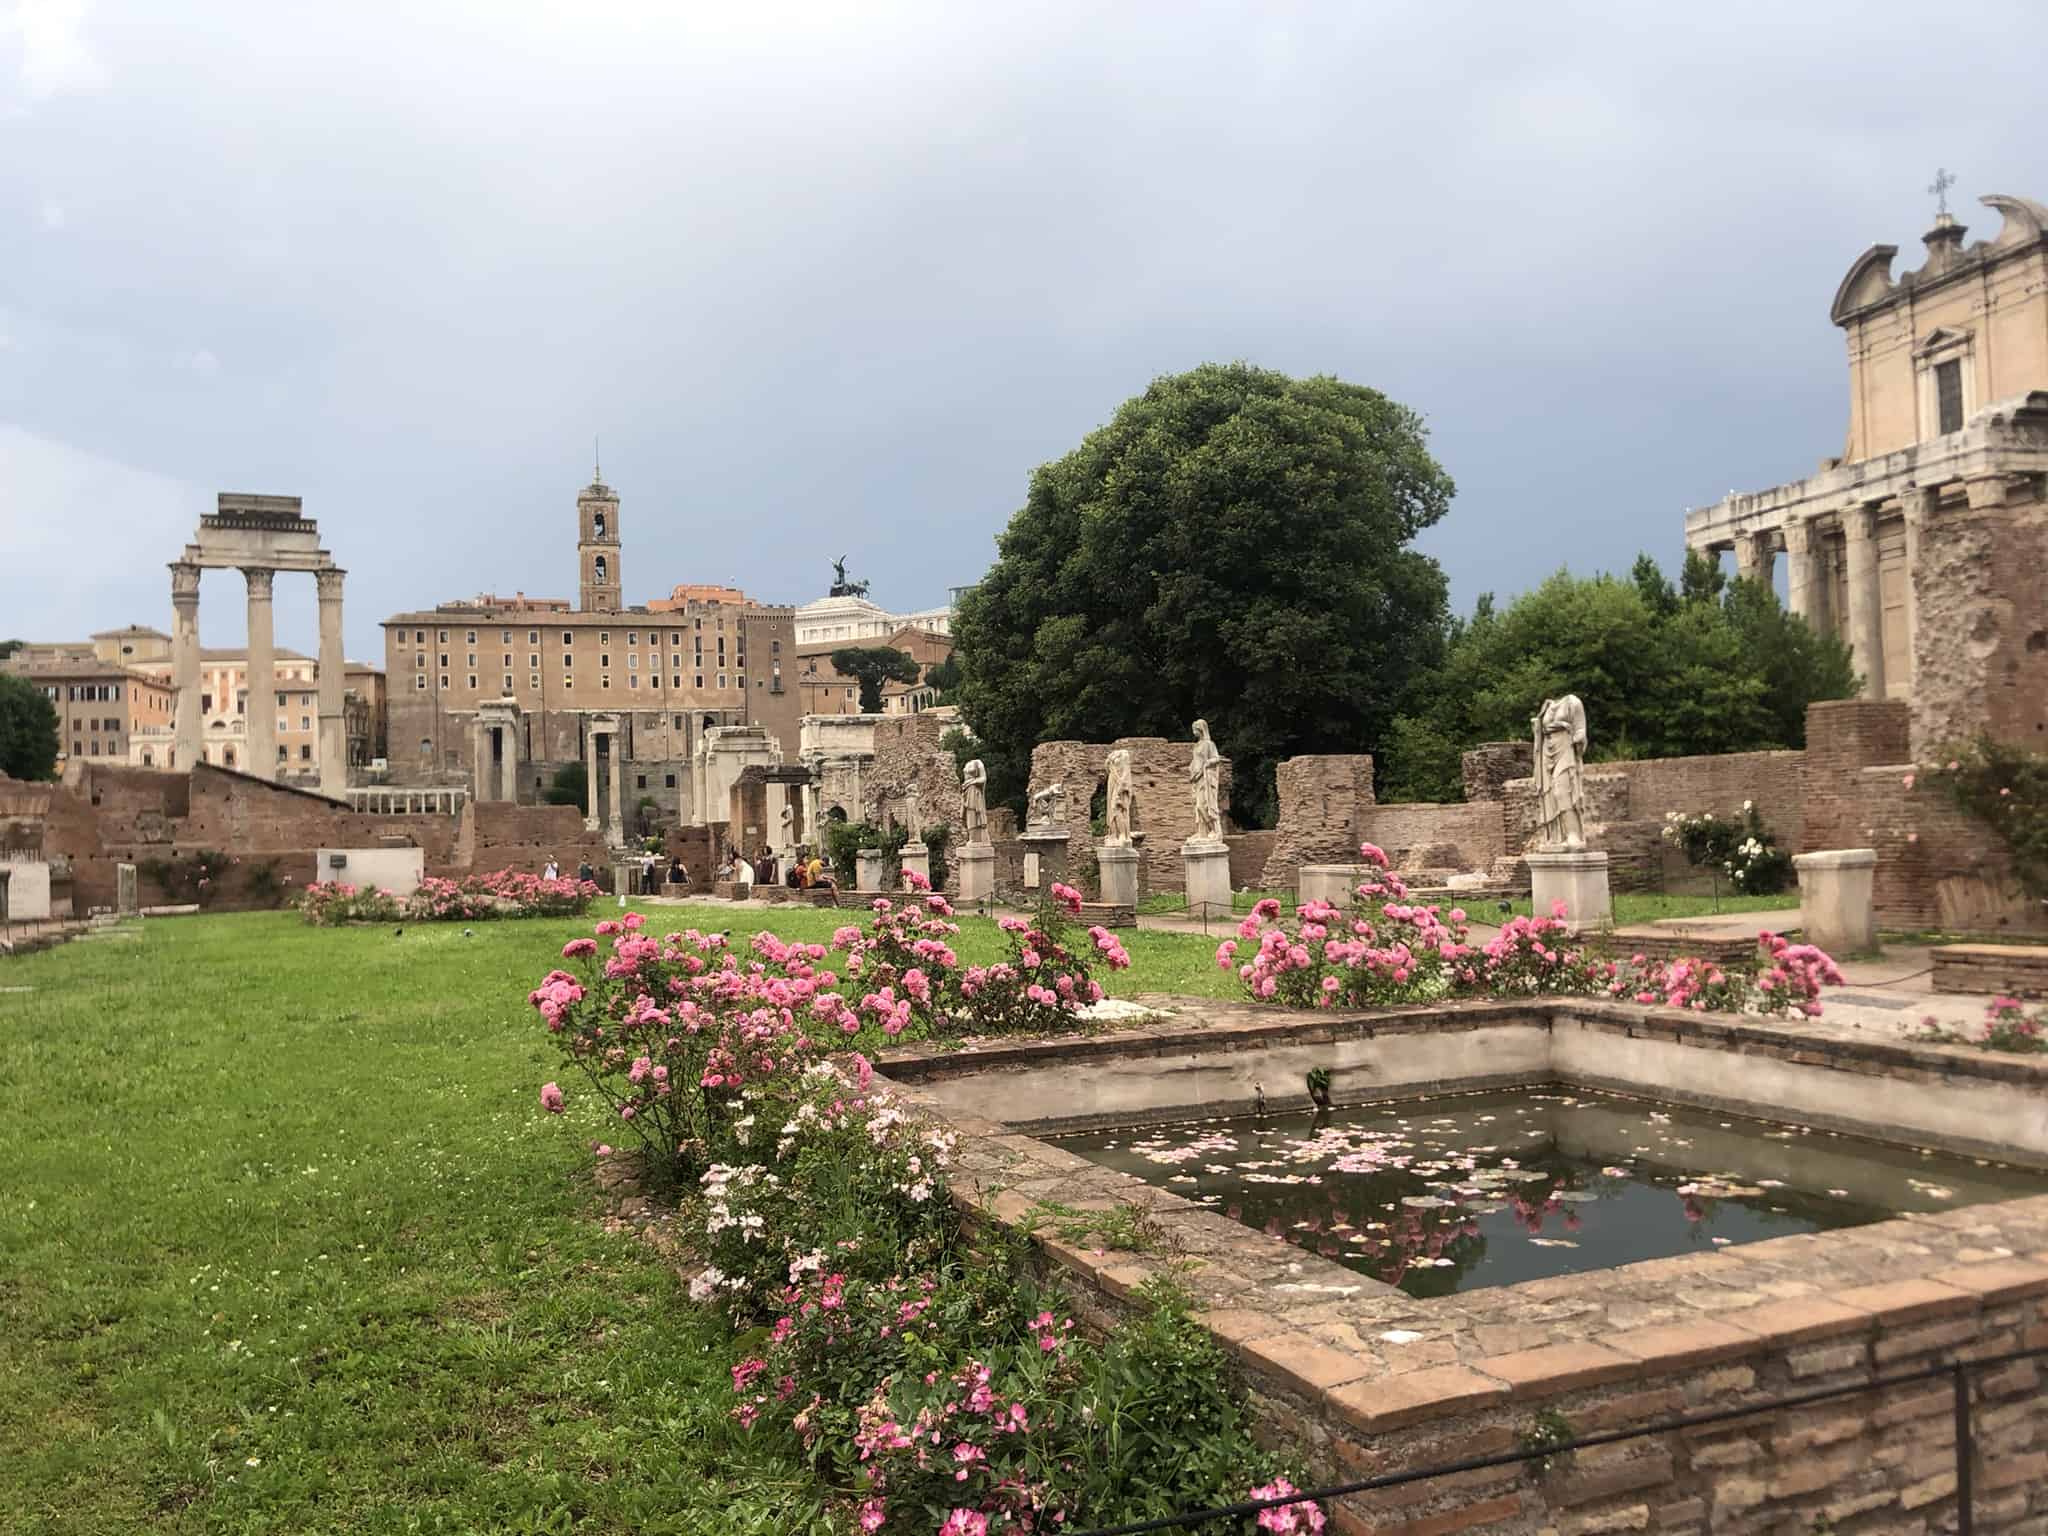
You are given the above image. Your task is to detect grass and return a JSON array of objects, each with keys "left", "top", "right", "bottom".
[
  {"left": 0, "top": 905, "right": 1237, "bottom": 1535},
  {"left": 1136, "top": 888, "right": 1289, "bottom": 917},
  {"left": 1502, "top": 890, "right": 1797, "bottom": 926}
]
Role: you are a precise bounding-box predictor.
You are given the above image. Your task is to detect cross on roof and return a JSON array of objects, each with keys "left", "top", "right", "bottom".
[{"left": 1928, "top": 167, "right": 1957, "bottom": 217}]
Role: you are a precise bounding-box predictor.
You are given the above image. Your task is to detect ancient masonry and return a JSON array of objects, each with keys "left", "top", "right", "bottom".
[{"left": 1026, "top": 737, "right": 1232, "bottom": 893}]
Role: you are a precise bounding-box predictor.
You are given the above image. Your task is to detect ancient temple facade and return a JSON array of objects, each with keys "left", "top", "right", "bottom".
[{"left": 1684, "top": 194, "right": 2048, "bottom": 753}]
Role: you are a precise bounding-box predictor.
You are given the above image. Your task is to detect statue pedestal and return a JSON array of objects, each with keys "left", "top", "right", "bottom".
[
  {"left": 856, "top": 848, "right": 887, "bottom": 893},
  {"left": 1097, "top": 843, "right": 1140, "bottom": 908},
  {"left": 1526, "top": 848, "right": 1611, "bottom": 929},
  {"left": 1794, "top": 848, "right": 1877, "bottom": 957},
  {"left": 957, "top": 842, "right": 996, "bottom": 903},
  {"left": 1299, "top": 864, "right": 1365, "bottom": 908},
  {"left": 899, "top": 840, "right": 930, "bottom": 886},
  {"left": 1020, "top": 827, "right": 1071, "bottom": 891},
  {"left": 1182, "top": 838, "right": 1232, "bottom": 921}
]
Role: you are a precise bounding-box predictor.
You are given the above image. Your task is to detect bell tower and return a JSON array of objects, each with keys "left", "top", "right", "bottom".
[{"left": 576, "top": 461, "right": 622, "bottom": 613}]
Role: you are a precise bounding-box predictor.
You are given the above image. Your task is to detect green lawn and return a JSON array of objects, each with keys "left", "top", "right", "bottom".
[
  {"left": 0, "top": 906, "right": 1235, "bottom": 1535},
  {"left": 1503, "top": 890, "right": 1798, "bottom": 925}
]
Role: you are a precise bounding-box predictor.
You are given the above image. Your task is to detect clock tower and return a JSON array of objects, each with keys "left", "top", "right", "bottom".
[{"left": 576, "top": 466, "right": 622, "bottom": 613}]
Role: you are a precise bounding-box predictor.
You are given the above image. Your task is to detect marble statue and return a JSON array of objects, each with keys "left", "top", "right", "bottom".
[
  {"left": 778, "top": 800, "right": 795, "bottom": 846},
  {"left": 1103, "top": 748, "right": 1134, "bottom": 846},
  {"left": 1187, "top": 720, "right": 1223, "bottom": 843},
  {"left": 1531, "top": 694, "right": 1589, "bottom": 850},
  {"left": 1028, "top": 781, "right": 1066, "bottom": 829},
  {"left": 961, "top": 759, "right": 989, "bottom": 844},
  {"left": 902, "top": 784, "right": 923, "bottom": 842}
]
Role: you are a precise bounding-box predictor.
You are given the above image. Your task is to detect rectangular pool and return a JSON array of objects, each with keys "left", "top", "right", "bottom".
[{"left": 1052, "top": 1086, "right": 2046, "bottom": 1297}]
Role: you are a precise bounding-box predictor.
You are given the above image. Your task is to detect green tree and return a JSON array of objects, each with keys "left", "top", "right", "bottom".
[
  {"left": 955, "top": 362, "right": 1454, "bottom": 823},
  {"left": 0, "top": 673, "right": 60, "bottom": 781},
  {"left": 541, "top": 761, "right": 586, "bottom": 807},
  {"left": 0, "top": 640, "right": 23, "bottom": 661},
  {"left": 829, "top": 646, "right": 921, "bottom": 712},
  {"left": 1377, "top": 558, "right": 1859, "bottom": 801},
  {"left": 924, "top": 652, "right": 962, "bottom": 702}
]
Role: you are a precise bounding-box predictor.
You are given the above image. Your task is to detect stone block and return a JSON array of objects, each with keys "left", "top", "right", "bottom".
[
  {"left": 1527, "top": 849, "right": 1612, "bottom": 928},
  {"left": 1183, "top": 840, "right": 1232, "bottom": 919},
  {"left": 1794, "top": 848, "right": 1877, "bottom": 956},
  {"left": 1301, "top": 864, "right": 1365, "bottom": 907},
  {"left": 115, "top": 861, "right": 137, "bottom": 915},
  {"left": 1097, "top": 843, "right": 1140, "bottom": 909},
  {"left": 956, "top": 843, "right": 994, "bottom": 903},
  {"left": 898, "top": 840, "right": 929, "bottom": 886},
  {"left": 856, "top": 848, "right": 886, "bottom": 892}
]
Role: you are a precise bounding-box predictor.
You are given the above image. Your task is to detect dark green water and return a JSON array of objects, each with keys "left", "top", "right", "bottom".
[{"left": 1053, "top": 1088, "right": 2044, "bottom": 1297}]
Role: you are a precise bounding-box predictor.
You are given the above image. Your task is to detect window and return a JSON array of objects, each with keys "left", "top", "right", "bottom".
[
  {"left": 601, "top": 653, "right": 610, "bottom": 667},
  {"left": 718, "top": 673, "right": 727, "bottom": 689},
  {"left": 301, "top": 714, "right": 311, "bottom": 730},
  {"left": 1936, "top": 359, "right": 1964, "bottom": 435},
  {"left": 439, "top": 630, "right": 448, "bottom": 643},
  {"left": 599, "top": 631, "right": 610, "bottom": 645},
  {"left": 440, "top": 653, "right": 449, "bottom": 668},
  {"left": 224, "top": 748, "right": 236, "bottom": 767},
  {"left": 671, "top": 714, "right": 683, "bottom": 730},
  {"left": 415, "top": 629, "right": 425, "bottom": 642},
  {"left": 665, "top": 773, "right": 676, "bottom": 789},
  {"left": 528, "top": 653, "right": 538, "bottom": 668},
  {"left": 771, "top": 639, "right": 780, "bottom": 653},
  {"left": 696, "top": 674, "right": 704, "bottom": 688},
  {"left": 629, "top": 675, "right": 639, "bottom": 689},
  {"left": 440, "top": 674, "right": 450, "bottom": 690},
  {"left": 530, "top": 674, "right": 540, "bottom": 690},
  {"left": 672, "top": 675, "right": 682, "bottom": 690},
  {"left": 467, "top": 653, "right": 476, "bottom": 668},
  {"left": 277, "top": 744, "right": 288, "bottom": 762},
  {"left": 563, "top": 652, "right": 573, "bottom": 670},
  {"left": 302, "top": 744, "right": 313, "bottom": 761},
  {"left": 562, "top": 631, "right": 573, "bottom": 644},
  {"left": 502, "top": 653, "right": 511, "bottom": 667},
  {"left": 415, "top": 676, "right": 426, "bottom": 690},
  {"left": 628, "top": 631, "right": 637, "bottom": 645},
  {"left": 468, "top": 675, "right": 478, "bottom": 690},
  {"left": 594, "top": 556, "right": 608, "bottom": 583},
  {"left": 503, "top": 674, "right": 514, "bottom": 692},
  {"left": 628, "top": 654, "right": 638, "bottom": 669},
  {"left": 593, "top": 512, "right": 607, "bottom": 538},
  {"left": 420, "top": 737, "right": 433, "bottom": 757},
  {"left": 500, "top": 629, "right": 511, "bottom": 643},
  {"left": 89, "top": 740, "right": 99, "bottom": 755},
  {"left": 636, "top": 774, "right": 647, "bottom": 789},
  {"left": 466, "top": 631, "right": 477, "bottom": 644},
  {"left": 528, "top": 630, "right": 538, "bottom": 644},
  {"left": 669, "top": 631, "right": 681, "bottom": 645},
  {"left": 415, "top": 652, "right": 425, "bottom": 669},
  {"left": 602, "top": 676, "right": 611, "bottom": 689},
  {"left": 276, "top": 716, "right": 287, "bottom": 734}
]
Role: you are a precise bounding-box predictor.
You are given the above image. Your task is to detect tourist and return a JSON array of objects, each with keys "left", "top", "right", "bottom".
[
  {"left": 576, "top": 859, "right": 594, "bottom": 884},
  {"left": 667, "top": 855, "right": 686, "bottom": 887},
  {"left": 735, "top": 855, "right": 754, "bottom": 895},
  {"left": 805, "top": 850, "right": 828, "bottom": 890},
  {"left": 542, "top": 857, "right": 559, "bottom": 881}
]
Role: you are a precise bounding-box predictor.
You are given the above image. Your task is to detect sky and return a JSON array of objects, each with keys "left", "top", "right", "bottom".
[{"left": 4, "top": 1, "right": 2045, "bottom": 663}]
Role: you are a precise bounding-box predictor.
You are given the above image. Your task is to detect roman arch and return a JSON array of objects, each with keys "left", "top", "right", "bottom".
[{"left": 169, "top": 494, "right": 348, "bottom": 796}]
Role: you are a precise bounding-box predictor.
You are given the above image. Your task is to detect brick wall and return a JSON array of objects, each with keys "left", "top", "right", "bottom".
[
  {"left": 866, "top": 715, "right": 967, "bottom": 841},
  {"left": 1912, "top": 482, "right": 2048, "bottom": 757},
  {"left": 1226, "top": 831, "right": 1279, "bottom": 891},
  {"left": 1355, "top": 801, "right": 1507, "bottom": 872},
  {"left": 1612, "top": 750, "right": 1807, "bottom": 844},
  {"left": 1262, "top": 755, "right": 1375, "bottom": 889},
  {"left": 1461, "top": 740, "right": 1531, "bottom": 802}
]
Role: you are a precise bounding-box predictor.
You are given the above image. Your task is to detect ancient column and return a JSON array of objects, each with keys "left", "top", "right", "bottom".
[
  {"left": 170, "top": 562, "right": 203, "bottom": 772},
  {"left": 243, "top": 567, "right": 277, "bottom": 781},
  {"left": 1901, "top": 486, "right": 1938, "bottom": 698},
  {"left": 1783, "top": 517, "right": 1823, "bottom": 628},
  {"left": 607, "top": 728, "right": 625, "bottom": 844},
  {"left": 500, "top": 723, "right": 519, "bottom": 804},
  {"left": 315, "top": 567, "right": 348, "bottom": 796},
  {"left": 1842, "top": 503, "right": 1887, "bottom": 700},
  {"left": 584, "top": 724, "right": 602, "bottom": 833},
  {"left": 1734, "top": 531, "right": 1774, "bottom": 588}
]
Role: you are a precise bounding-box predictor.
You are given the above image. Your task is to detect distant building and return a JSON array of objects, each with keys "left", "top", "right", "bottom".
[
  {"left": 3, "top": 653, "right": 175, "bottom": 767},
  {"left": 380, "top": 472, "right": 799, "bottom": 828},
  {"left": 1685, "top": 192, "right": 2048, "bottom": 751},
  {"left": 796, "top": 625, "right": 955, "bottom": 717},
  {"left": 793, "top": 592, "right": 955, "bottom": 646}
]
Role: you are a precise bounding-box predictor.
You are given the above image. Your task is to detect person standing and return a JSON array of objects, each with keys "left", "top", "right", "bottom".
[{"left": 543, "top": 857, "right": 560, "bottom": 881}]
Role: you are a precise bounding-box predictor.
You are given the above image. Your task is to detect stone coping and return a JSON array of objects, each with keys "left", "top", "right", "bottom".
[
  {"left": 875, "top": 993, "right": 2048, "bottom": 1448},
  {"left": 879, "top": 992, "right": 2048, "bottom": 1092}
]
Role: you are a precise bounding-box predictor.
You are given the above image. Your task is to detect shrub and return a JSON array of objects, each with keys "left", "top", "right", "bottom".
[
  {"left": 298, "top": 882, "right": 403, "bottom": 925},
  {"left": 138, "top": 849, "right": 233, "bottom": 907},
  {"left": 301, "top": 869, "right": 598, "bottom": 925},
  {"left": 1918, "top": 996, "right": 2048, "bottom": 1055},
  {"left": 1218, "top": 843, "right": 1841, "bottom": 1018},
  {"left": 1916, "top": 739, "right": 2048, "bottom": 902},
  {"left": 1660, "top": 802, "right": 1793, "bottom": 895},
  {"left": 956, "top": 883, "right": 1131, "bottom": 1035}
]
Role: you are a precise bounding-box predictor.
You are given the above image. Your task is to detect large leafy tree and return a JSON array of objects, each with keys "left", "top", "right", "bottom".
[
  {"left": 829, "top": 646, "right": 922, "bottom": 713},
  {"left": 955, "top": 363, "right": 1455, "bottom": 823},
  {"left": 0, "top": 674, "right": 60, "bottom": 782},
  {"left": 1377, "top": 561, "right": 1859, "bottom": 801}
]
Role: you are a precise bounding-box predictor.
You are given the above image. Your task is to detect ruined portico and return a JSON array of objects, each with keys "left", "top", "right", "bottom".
[
  {"left": 1686, "top": 194, "right": 2048, "bottom": 752},
  {"left": 170, "top": 495, "right": 348, "bottom": 795}
]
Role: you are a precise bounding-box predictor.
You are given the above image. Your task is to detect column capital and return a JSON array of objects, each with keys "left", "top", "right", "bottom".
[
  {"left": 315, "top": 565, "right": 346, "bottom": 601},
  {"left": 242, "top": 566, "right": 276, "bottom": 598},
  {"left": 1843, "top": 502, "right": 1879, "bottom": 540},
  {"left": 170, "top": 562, "right": 202, "bottom": 601},
  {"left": 1782, "top": 516, "right": 1813, "bottom": 554}
]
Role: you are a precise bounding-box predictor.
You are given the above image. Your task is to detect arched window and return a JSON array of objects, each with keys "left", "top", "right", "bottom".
[
  {"left": 594, "top": 556, "right": 608, "bottom": 584},
  {"left": 419, "top": 736, "right": 433, "bottom": 758},
  {"left": 593, "top": 512, "right": 607, "bottom": 539}
]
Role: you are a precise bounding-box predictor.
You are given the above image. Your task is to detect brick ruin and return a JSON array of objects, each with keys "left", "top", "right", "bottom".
[{"left": 20, "top": 763, "right": 608, "bottom": 914}]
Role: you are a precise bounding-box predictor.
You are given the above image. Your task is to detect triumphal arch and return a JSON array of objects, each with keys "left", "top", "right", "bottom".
[{"left": 169, "top": 494, "right": 348, "bottom": 796}]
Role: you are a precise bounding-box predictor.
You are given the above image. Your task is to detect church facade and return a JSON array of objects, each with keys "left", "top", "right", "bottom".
[{"left": 1684, "top": 193, "right": 2048, "bottom": 754}]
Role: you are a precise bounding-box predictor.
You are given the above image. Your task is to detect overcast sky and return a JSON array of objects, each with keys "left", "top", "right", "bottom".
[{"left": 4, "top": 1, "right": 2044, "bottom": 662}]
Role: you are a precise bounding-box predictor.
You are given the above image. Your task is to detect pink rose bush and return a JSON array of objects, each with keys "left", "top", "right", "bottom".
[
  {"left": 301, "top": 867, "right": 599, "bottom": 925},
  {"left": 1223, "top": 844, "right": 1842, "bottom": 1020}
]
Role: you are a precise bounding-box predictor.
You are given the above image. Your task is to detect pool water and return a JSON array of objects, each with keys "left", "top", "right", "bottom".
[{"left": 1053, "top": 1087, "right": 2045, "bottom": 1297}]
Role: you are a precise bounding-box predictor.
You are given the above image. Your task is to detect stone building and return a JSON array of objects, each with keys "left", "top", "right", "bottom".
[
  {"left": 4, "top": 655, "right": 175, "bottom": 768},
  {"left": 796, "top": 624, "right": 955, "bottom": 716},
  {"left": 379, "top": 472, "right": 801, "bottom": 835},
  {"left": 793, "top": 591, "right": 955, "bottom": 646},
  {"left": 1684, "top": 193, "right": 2048, "bottom": 753}
]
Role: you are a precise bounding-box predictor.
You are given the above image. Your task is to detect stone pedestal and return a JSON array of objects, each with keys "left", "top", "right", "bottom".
[
  {"left": 957, "top": 842, "right": 995, "bottom": 903},
  {"left": 1299, "top": 864, "right": 1364, "bottom": 908},
  {"left": 856, "top": 847, "right": 887, "bottom": 893},
  {"left": 1020, "top": 828, "right": 1070, "bottom": 891},
  {"left": 116, "top": 862, "right": 138, "bottom": 916},
  {"left": 1182, "top": 838, "right": 1232, "bottom": 920},
  {"left": 1097, "top": 843, "right": 1140, "bottom": 908},
  {"left": 1794, "top": 848, "right": 1877, "bottom": 958},
  {"left": 899, "top": 840, "right": 930, "bottom": 886},
  {"left": 1526, "top": 848, "right": 1611, "bottom": 929}
]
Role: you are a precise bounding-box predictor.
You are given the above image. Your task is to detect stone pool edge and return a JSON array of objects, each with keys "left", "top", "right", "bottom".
[{"left": 878, "top": 997, "right": 2048, "bottom": 1534}]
